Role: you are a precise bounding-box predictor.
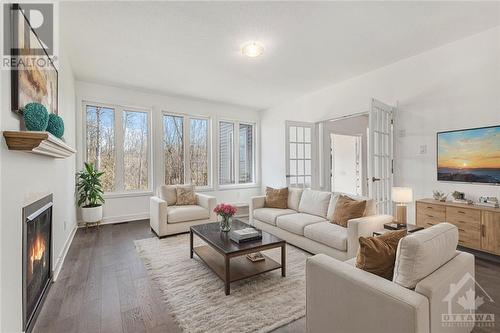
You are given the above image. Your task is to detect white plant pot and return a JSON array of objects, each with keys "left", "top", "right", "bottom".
[{"left": 81, "top": 205, "right": 103, "bottom": 223}]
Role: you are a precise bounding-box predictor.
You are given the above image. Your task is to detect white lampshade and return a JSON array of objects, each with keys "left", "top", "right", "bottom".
[{"left": 392, "top": 187, "right": 413, "bottom": 203}]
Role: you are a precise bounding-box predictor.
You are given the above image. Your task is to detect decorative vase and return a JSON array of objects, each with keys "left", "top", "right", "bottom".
[{"left": 220, "top": 216, "right": 232, "bottom": 232}]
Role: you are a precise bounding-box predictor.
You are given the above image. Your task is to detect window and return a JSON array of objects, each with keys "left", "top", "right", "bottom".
[
  {"left": 163, "top": 115, "right": 184, "bottom": 185},
  {"left": 86, "top": 105, "right": 116, "bottom": 192},
  {"left": 239, "top": 123, "right": 254, "bottom": 183},
  {"left": 85, "top": 103, "right": 151, "bottom": 193},
  {"left": 219, "top": 121, "right": 255, "bottom": 186},
  {"left": 189, "top": 118, "right": 209, "bottom": 186},
  {"left": 163, "top": 114, "right": 210, "bottom": 186},
  {"left": 219, "top": 121, "right": 235, "bottom": 185},
  {"left": 123, "top": 110, "right": 149, "bottom": 190}
]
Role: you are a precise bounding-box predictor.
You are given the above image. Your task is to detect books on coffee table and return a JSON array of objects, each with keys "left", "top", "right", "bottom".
[
  {"left": 229, "top": 227, "right": 262, "bottom": 243},
  {"left": 246, "top": 252, "right": 265, "bottom": 262}
]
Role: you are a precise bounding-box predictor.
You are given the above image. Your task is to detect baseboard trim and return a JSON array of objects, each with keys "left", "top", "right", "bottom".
[
  {"left": 52, "top": 225, "right": 77, "bottom": 281},
  {"left": 78, "top": 212, "right": 149, "bottom": 227}
]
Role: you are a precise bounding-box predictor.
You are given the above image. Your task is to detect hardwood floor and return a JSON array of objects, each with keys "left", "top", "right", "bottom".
[{"left": 33, "top": 220, "right": 499, "bottom": 333}]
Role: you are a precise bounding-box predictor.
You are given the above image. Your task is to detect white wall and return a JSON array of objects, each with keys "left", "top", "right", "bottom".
[
  {"left": 261, "top": 27, "right": 500, "bottom": 223},
  {"left": 0, "top": 50, "right": 77, "bottom": 333},
  {"left": 75, "top": 81, "right": 262, "bottom": 223}
]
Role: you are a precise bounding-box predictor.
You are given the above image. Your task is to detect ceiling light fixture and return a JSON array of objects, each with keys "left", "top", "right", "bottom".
[{"left": 241, "top": 41, "right": 264, "bottom": 58}]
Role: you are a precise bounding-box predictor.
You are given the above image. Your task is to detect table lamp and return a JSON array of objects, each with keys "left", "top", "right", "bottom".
[{"left": 392, "top": 187, "right": 413, "bottom": 226}]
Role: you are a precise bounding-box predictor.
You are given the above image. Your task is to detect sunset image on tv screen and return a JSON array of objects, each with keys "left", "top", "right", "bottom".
[{"left": 437, "top": 126, "right": 500, "bottom": 183}]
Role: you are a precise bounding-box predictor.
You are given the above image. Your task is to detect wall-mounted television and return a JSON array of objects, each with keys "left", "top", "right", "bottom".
[{"left": 437, "top": 125, "right": 500, "bottom": 184}]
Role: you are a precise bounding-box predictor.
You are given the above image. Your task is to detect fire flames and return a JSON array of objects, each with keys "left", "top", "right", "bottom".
[{"left": 30, "top": 235, "right": 46, "bottom": 271}]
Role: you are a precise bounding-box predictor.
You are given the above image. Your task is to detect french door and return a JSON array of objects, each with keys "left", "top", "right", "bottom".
[
  {"left": 368, "top": 99, "right": 394, "bottom": 214},
  {"left": 285, "top": 121, "right": 316, "bottom": 188}
]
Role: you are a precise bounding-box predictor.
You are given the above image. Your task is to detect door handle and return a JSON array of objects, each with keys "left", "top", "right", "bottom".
[{"left": 372, "top": 177, "right": 381, "bottom": 182}]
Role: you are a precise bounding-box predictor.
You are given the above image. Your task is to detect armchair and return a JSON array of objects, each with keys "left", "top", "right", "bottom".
[{"left": 150, "top": 185, "right": 217, "bottom": 237}]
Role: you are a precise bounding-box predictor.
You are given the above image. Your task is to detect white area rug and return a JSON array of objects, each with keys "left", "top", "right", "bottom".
[{"left": 135, "top": 234, "right": 308, "bottom": 333}]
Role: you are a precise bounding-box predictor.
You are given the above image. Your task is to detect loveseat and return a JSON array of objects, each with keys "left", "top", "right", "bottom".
[
  {"left": 250, "top": 188, "right": 393, "bottom": 260},
  {"left": 150, "top": 185, "right": 217, "bottom": 237},
  {"left": 306, "top": 223, "right": 475, "bottom": 333}
]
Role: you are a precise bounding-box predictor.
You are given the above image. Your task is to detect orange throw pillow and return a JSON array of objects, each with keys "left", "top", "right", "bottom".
[
  {"left": 265, "top": 187, "right": 288, "bottom": 209},
  {"left": 356, "top": 230, "right": 407, "bottom": 280},
  {"left": 332, "top": 195, "right": 366, "bottom": 227}
]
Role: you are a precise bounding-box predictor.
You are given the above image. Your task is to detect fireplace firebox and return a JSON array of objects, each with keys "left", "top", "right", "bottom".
[{"left": 22, "top": 194, "right": 53, "bottom": 333}]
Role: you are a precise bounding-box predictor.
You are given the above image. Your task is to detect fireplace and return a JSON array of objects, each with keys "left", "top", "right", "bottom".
[{"left": 22, "top": 194, "right": 52, "bottom": 333}]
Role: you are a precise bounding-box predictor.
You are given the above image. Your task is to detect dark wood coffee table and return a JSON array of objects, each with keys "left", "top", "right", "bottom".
[{"left": 190, "top": 220, "right": 286, "bottom": 295}]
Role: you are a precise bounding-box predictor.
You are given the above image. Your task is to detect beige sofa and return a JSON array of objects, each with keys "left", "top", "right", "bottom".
[
  {"left": 150, "top": 185, "right": 217, "bottom": 237},
  {"left": 250, "top": 188, "right": 393, "bottom": 260},
  {"left": 306, "top": 223, "right": 475, "bottom": 333}
]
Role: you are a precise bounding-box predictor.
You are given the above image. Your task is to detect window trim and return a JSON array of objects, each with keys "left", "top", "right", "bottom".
[
  {"left": 217, "top": 118, "right": 257, "bottom": 189},
  {"left": 162, "top": 111, "right": 213, "bottom": 190},
  {"left": 83, "top": 100, "right": 153, "bottom": 194}
]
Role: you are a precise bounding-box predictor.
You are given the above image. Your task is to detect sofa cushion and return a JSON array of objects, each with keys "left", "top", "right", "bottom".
[
  {"left": 298, "top": 190, "right": 331, "bottom": 218},
  {"left": 326, "top": 194, "right": 340, "bottom": 221},
  {"left": 393, "top": 223, "right": 458, "bottom": 289},
  {"left": 287, "top": 187, "right": 303, "bottom": 211},
  {"left": 167, "top": 205, "right": 209, "bottom": 223},
  {"left": 332, "top": 195, "right": 367, "bottom": 227},
  {"left": 176, "top": 185, "right": 197, "bottom": 205},
  {"left": 253, "top": 208, "right": 296, "bottom": 226},
  {"left": 265, "top": 187, "right": 289, "bottom": 209},
  {"left": 159, "top": 185, "right": 177, "bottom": 205},
  {"left": 327, "top": 193, "right": 376, "bottom": 218},
  {"left": 304, "top": 222, "right": 347, "bottom": 251},
  {"left": 276, "top": 213, "right": 327, "bottom": 236},
  {"left": 356, "top": 230, "right": 407, "bottom": 280}
]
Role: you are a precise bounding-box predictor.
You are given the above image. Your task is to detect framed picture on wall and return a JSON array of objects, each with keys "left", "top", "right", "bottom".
[{"left": 10, "top": 4, "right": 58, "bottom": 115}]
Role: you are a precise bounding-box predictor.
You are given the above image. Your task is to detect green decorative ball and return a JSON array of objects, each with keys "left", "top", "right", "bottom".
[
  {"left": 23, "top": 103, "right": 49, "bottom": 131},
  {"left": 46, "top": 113, "right": 64, "bottom": 138}
]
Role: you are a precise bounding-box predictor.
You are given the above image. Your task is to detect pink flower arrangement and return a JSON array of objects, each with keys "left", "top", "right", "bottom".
[{"left": 213, "top": 203, "right": 237, "bottom": 218}]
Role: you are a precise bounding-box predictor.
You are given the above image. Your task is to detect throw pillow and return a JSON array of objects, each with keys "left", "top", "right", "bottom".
[
  {"left": 356, "top": 230, "right": 407, "bottom": 280},
  {"left": 331, "top": 195, "right": 366, "bottom": 227},
  {"left": 265, "top": 187, "right": 288, "bottom": 209},
  {"left": 176, "top": 185, "right": 197, "bottom": 205}
]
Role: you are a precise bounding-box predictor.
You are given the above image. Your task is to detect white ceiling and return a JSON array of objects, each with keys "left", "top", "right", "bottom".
[{"left": 61, "top": 1, "right": 500, "bottom": 110}]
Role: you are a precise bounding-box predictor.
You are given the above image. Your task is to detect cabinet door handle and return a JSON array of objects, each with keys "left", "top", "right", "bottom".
[
  {"left": 457, "top": 210, "right": 466, "bottom": 214},
  {"left": 481, "top": 225, "right": 486, "bottom": 237},
  {"left": 458, "top": 228, "right": 466, "bottom": 233}
]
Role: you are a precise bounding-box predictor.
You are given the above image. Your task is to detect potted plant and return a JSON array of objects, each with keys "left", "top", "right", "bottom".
[
  {"left": 214, "top": 203, "right": 237, "bottom": 232},
  {"left": 77, "top": 162, "right": 105, "bottom": 223}
]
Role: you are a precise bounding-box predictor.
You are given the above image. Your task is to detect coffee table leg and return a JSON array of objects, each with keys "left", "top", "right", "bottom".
[
  {"left": 190, "top": 229, "right": 193, "bottom": 259},
  {"left": 225, "top": 256, "right": 230, "bottom": 295},
  {"left": 281, "top": 243, "right": 286, "bottom": 277}
]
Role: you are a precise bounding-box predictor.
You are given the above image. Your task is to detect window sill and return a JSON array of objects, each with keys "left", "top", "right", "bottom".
[
  {"left": 104, "top": 191, "right": 154, "bottom": 199},
  {"left": 217, "top": 183, "right": 261, "bottom": 191}
]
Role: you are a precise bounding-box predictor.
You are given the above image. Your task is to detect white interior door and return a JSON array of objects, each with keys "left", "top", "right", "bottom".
[
  {"left": 331, "top": 134, "right": 362, "bottom": 195},
  {"left": 286, "top": 121, "right": 315, "bottom": 188},
  {"left": 368, "top": 99, "right": 394, "bottom": 214}
]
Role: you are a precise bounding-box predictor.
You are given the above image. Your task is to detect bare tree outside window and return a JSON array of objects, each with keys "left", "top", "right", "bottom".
[
  {"left": 86, "top": 105, "right": 116, "bottom": 192},
  {"left": 123, "top": 111, "right": 149, "bottom": 190},
  {"left": 189, "top": 118, "right": 208, "bottom": 186},
  {"left": 164, "top": 115, "right": 184, "bottom": 185}
]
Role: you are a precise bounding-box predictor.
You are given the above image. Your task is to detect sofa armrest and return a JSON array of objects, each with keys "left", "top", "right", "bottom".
[
  {"left": 306, "top": 254, "right": 429, "bottom": 333},
  {"left": 249, "top": 195, "right": 266, "bottom": 225},
  {"left": 150, "top": 196, "right": 168, "bottom": 236},
  {"left": 346, "top": 214, "right": 394, "bottom": 257},
  {"left": 196, "top": 193, "right": 217, "bottom": 221},
  {"left": 415, "top": 251, "right": 475, "bottom": 333}
]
